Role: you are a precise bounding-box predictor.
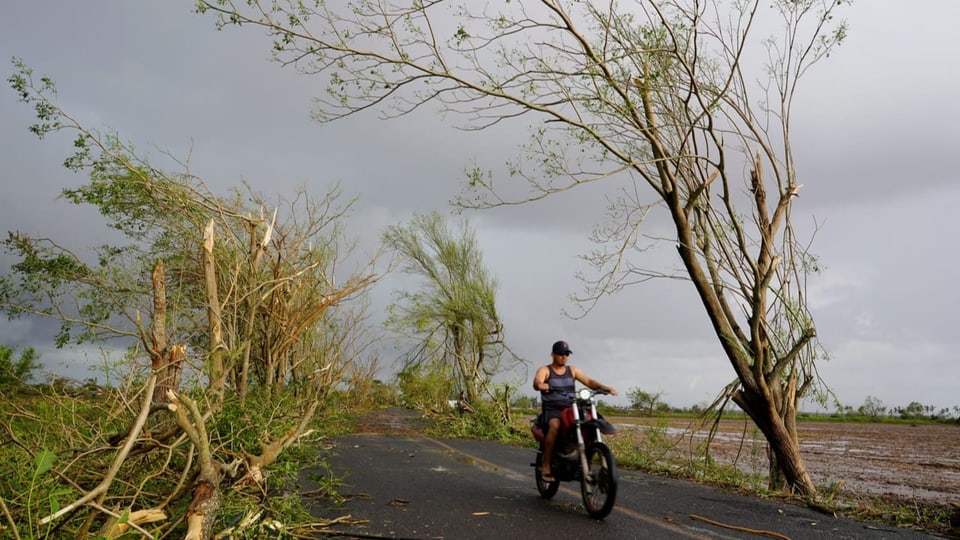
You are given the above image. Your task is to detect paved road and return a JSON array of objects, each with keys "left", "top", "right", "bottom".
[{"left": 300, "top": 412, "right": 942, "bottom": 540}]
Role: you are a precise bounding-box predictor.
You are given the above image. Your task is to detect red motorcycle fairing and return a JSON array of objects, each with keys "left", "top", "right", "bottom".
[{"left": 531, "top": 421, "right": 545, "bottom": 442}]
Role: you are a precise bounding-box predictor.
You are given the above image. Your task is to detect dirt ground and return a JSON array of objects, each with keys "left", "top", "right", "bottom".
[{"left": 614, "top": 417, "right": 960, "bottom": 506}]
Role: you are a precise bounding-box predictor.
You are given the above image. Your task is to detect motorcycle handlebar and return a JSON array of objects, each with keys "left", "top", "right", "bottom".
[{"left": 540, "top": 387, "right": 609, "bottom": 397}]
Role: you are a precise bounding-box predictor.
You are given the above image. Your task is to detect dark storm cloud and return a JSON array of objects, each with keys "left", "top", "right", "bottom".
[{"left": 1, "top": 1, "right": 958, "bottom": 410}]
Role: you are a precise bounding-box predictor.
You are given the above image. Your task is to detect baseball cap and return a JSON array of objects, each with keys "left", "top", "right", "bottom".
[{"left": 551, "top": 340, "right": 572, "bottom": 355}]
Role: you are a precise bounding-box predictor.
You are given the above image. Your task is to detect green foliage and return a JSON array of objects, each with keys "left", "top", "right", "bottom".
[
  {"left": 857, "top": 395, "right": 887, "bottom": 420},
  {"left": 2, "top": 60, "right": 388, "bottom": 538},
  {"left": 384, "top": 211, "right": 518, "bottom": 405},
  {"left": 842, "top": 494, "right": 954, "bottom": 535},
  {"left": 5, "top": 60, "right": 381, "bottom": 405},
  {"left": 607, "top": 418, "right": 769, "bottom": 495},
  {"left": 363, "top": 379, "right": 402, "bottom": 409},
  {"left": 25, "top": 449, "right": 57, "bottom": 539},
  {"left": 396, "top": 360, "right": 456, "bottom": 411},
  {"left": 8, "top": 58, "right": 61, "bottom": 140},
  {"left": 33, "top": 449, "right": 56, "bottom": 476},
  {"left": 0, "top": 344, "right": 41, "bottom": 385},
  {"left": 0, "top": 386, "right": 359, "bottom": 539},
  {"left": 898, "top": 401, "right": 925, "bottom": 420},
  {"left": 608, "top": 420, "right": 674, "bottom": 474},
  {"left": 828, "top": 398, "right": 958, "bottom": 424},
  {"left": 627, "top": 387, "right": 663, "bottom": 414},
  {"left": 427, "top": 400, "right": 524, "bottom": 445}
]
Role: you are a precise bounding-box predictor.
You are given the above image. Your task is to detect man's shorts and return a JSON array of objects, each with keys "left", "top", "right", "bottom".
[{"left": 542, "top": 406, "right": 566, "bottom": 422}]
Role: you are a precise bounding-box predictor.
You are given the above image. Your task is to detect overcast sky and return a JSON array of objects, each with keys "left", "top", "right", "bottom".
[{"left": 1, "top": 2, "right": 958, "bottom": 412}]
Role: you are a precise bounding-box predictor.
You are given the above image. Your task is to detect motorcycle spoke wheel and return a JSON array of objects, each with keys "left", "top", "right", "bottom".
[{"left": 581, "top": 443, "right": 617, "bottom": 519}]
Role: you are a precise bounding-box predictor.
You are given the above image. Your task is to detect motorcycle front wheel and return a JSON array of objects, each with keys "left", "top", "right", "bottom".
[
  {"left": 534, "top": 449, "right": 560, "bottom": 499},
  {"left": 581, "top": 442, "right": 617, "bottom": 519}
]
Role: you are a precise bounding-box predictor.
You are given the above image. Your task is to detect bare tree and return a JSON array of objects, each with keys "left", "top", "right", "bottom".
[{"left": 198, "top": 0, "right": 850, "bottom": 496}]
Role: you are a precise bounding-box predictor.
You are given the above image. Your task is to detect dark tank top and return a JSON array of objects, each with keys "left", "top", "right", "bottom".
[{"left": 542, "top": 365, "right": 575, "bottom": 409}]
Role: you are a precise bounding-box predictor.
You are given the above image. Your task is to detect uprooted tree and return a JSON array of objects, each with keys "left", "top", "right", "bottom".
[
  {"left": 197, "top": 0, "right": 851, "bottom": 497},
  {"left": 1, "top": 62, "right": 384, "bottom": 538}
]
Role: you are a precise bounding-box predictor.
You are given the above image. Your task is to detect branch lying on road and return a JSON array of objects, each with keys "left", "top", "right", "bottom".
[{"left": 688, "top": 514, "right": 790, "bottom": 540}]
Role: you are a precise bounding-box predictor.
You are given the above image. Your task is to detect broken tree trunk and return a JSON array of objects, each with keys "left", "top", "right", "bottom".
[
  {"left": 203, "top": 219, "right": 227, "bottom": 406},
  {"left": 167, "top": 390, "right": 221, "bottom": 540}
]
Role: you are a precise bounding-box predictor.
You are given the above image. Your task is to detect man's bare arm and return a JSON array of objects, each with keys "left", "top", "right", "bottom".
[
  {"left": 573, "top": 367, "right": 618, "bottom": 395},
  {"left": 533, "top": 366, "right": 550, "bottom": 392}
]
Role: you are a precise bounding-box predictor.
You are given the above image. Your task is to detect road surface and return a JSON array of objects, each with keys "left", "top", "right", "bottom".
[{"left": 299, "top": 409, "right": 941, "bottom": 539}]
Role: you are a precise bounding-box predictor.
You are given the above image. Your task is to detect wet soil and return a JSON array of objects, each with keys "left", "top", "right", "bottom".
[
  {"left": 799, "top": 422, "right": 960, "bottom": 504},
  {"left": 615, "top": 417, "right": 960, "bottom": 507}
]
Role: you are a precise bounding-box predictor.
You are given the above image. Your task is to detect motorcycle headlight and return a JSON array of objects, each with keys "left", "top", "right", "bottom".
[{"left": 578, "top": 388, "right": 593, "bottom": 400}]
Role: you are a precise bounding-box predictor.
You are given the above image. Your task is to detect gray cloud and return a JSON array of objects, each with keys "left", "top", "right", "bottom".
[{"left": 1, "top": 1, "right": 958, "bottom": 412}]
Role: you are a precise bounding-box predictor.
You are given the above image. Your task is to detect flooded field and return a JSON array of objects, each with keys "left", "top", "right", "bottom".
[{"left": 612, "top": 417, "right": 960, "bottom": 505}]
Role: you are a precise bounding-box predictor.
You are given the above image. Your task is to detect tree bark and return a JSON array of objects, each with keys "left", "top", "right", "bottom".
[
  {"left": 185, "top": 480, "right": 220, "bottom": 540},
  {"left": 148, "top": 260, "right": 170, "bottom": 404},
  {"left": 168, "top": 390, "right": 221, "bottom": 540},
  {"left": 733, "top": 388, "right": 815, "bottom": 496},
  {"left": 666, "top": 152, "right": 817, "bottom": 497},
  {"left": 203, "top": 220, "right": 226, "bottom": 405},
  {"left": 156, "top": 345, "right": 185, "bottom": 405}
]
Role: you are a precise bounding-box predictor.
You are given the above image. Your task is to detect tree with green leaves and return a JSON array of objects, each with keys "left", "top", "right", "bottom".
[
  {"left": 199, "top": 0, "right": 851, "bottom": 497},
  {"left": 0, "top": 344, "right": 40, "bottom": 386},
  {"left": 5, "top": 60, "right": 382, "bottom": 402},
  {"left": 898, "top": 401, "right": 925, "bottom": 420},
  {"left": 628, "top": 387, "right": 663, "bottom": 415},
  {"left": 384, "top": 212, "right": 513, "bottom": 412},
  {"left": 858, "top": 395, "right": 886, "bottom": 420},
  {"left": 3, "top": 61, "right": 384, "bottom": 537}
]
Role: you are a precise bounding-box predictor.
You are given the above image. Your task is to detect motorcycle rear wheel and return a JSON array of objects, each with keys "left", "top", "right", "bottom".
[
  {"left": 581, "top": 442, "right": 617, "bottom": 519},
  {"left": 534, "top": 449, "right": 560, "bottom": 499}
]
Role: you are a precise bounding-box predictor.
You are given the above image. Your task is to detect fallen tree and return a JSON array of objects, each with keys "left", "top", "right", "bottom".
[{"left": 1, "top": 62, "right": 386, "bottom": 538}]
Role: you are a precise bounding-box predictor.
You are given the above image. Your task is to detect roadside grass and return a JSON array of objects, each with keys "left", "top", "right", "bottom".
[{"left": 838, "top": 492, "right": 954, "bottom": 534}]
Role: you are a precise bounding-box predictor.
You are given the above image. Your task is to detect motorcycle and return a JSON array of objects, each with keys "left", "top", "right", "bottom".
[{"left": 530, "top": 387, "right": 619, "bottom": 519}]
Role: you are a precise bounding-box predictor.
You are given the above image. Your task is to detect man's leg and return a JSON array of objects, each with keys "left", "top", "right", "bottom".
[{"left": 542, "top": 416, "right": 561, "bottom": 479}]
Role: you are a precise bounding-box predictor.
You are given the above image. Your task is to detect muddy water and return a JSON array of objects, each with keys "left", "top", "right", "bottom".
[{"left": 613, "top": 417, "right": 960, "bottom": 505}]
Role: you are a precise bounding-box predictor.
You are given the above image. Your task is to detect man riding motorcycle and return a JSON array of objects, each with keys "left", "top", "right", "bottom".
[{"left": 532, "top": 340, "right": 618, "bottom": 482}]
